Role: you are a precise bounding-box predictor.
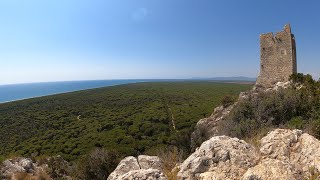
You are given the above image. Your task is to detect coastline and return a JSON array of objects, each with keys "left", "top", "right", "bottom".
[{"left": 0, "top": 79, "right": 255, "bottom": 104}]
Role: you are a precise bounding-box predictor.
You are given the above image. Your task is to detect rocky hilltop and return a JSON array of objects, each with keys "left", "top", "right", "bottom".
[
  {"left": 108, "top": 79, "right": 320, "bottom": 179},
  {"left": 109, "top": 128, "right": 320, "bottom": 180},
  {"left": 2, "top": 75, "right": 320, "bottom": 179}
]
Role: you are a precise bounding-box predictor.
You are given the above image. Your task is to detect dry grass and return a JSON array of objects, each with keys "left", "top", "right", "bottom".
[
  {"left": 12, "top": 169, "right": 52, "bottom": 180},
  {"left": 243, "top": 128, "right": 270, "bottom": 149},
  {"left": 306, "top": 166, "right": 320, "bottom": 180},
  {"left": 14, "top": 173, "right": 35, "bottom": 180},
  {"left": 156, "top": 147, "right": 184, "bottom": 180},
  {"left": 36, "top": 168, "right": 52, "bottom": 180}
]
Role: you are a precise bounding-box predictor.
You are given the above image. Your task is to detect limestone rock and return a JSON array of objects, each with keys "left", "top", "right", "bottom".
[
  {"left": 120, "top": 169, "right": 167, "bottom": 180},
  {"left": 265, "top": 81, "right": 291, "bottom": 91},
  {"left": 190, "top": 104, "right": 235, "bottom": 149},
  {"left": 260, "top": 129, "right": 320, "bottom": 174},
  {"left": 108, "top": 156, "right": 140, "bottom": 180},
  {"left": 242, "top": 158, "right": 302, "bottom": 180},
  {"left": 177, "top": 136, "right": 259, "bottom": 180},
  {"left": 108, "top": 155, "right": 167, "bottom": 180},
  {"left": 260, "top": 129, "right": 302, "bottom": 161},
  {"left": 274, "top": 81, "right": 291, "bottom": 90},
  {"left": 138, "top": 155, "right": 163, "bottom": 171},
  {"left": 0, "top": 157, "right": 35, "bottom": 178}
]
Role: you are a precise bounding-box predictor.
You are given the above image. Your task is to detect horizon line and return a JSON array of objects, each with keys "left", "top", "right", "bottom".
[{"left": 0, "top": 76, "right": 257, "bottom": 86}]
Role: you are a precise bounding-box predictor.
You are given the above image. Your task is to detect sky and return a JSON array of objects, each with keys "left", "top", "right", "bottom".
[{"left": 1, "top": 0, "right": 320, "bottom": 85}]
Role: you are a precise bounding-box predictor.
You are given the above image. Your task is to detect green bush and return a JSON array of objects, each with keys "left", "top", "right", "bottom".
[
  {"left": 75, "top": 148, "right": 120, "bottom": 180},
  {"left": 219, "top": 73, "right": 320, "bottom": 140},
  {"left": 310, "top": 119, "right": 320, "bottom": 139},
  {"left": 41, "top": 155, "right": 71, "bottom": 179},
  {"left": 286, "top": 116, "right": 305, "bottom": 129},
  {"left": 221, "top": 95, "right": 235, "bottom": 108},
  {"left": 0, "top": 155, "right": 5, "bottom": 163}
]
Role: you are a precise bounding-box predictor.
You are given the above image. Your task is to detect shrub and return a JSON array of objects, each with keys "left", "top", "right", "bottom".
[
  {"left": 38, "top": 155, "right": 71, "bottom": 179},
  {"left": 154, "top": 147, "right": 185, "bottom": 180},
  {"left": 221, "top": 95, "right": 235, "bottom": 108},
  {"left": 0, "top": 155, "right": 5, "bottom": 163},
  {"left": 309, "top": 119, "right": 320, "bottom": 139},
  {"left": 218, "top": 86, "right": 310, "bottom": 139},
  {"left": 75, "top": 148, "right": 119, "bottom": 180},
  {"left": 289, "top": 73, "right": 305, "bottom": 84},
  {"left": 306, "top": 166, "right": 320, "bottom": 180},
  {"left": 286, "top": 116, "right": 305, "bottom": 129},
  {"left": 217, "top": 73, "right": 320, "bottom": 141}
]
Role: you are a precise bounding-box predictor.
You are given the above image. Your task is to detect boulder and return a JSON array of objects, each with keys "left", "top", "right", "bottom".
[
  {"left": 177, "top": 136, "right": 259, "bottom": 180},
  {"left": 108, "top": 155, "right": 167, "bottom": 180},
  {"left": 120, "top": 169, "right": 167, "bottom": 180},
  {"left": 190, "top": 104, "right": 235, "bottom": 149},
  {"left": 260, "top": 129, "right": 320, "bottom": 174},
  {"left": 0, "top": 157, "right": 35, "bottom": 178},
  {"left": 138, "top": 155, "right": 164, "bottom": 171},
  {"left": 242, "top": 158, "right": 302, "bottom": 180},
  {"left": 108, "top": 156, "right": 140, "bottom": 180}
]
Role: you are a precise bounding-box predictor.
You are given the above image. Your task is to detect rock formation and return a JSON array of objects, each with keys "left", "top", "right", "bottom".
[
  {"left": 177, "top": 136, "right": 260, "bottom": 179},
  {"left": 110, "top": 129, "right": 320, "bottom": 179},
  {"left": 0, "top": 156, "right": 71, "bottom": 180},
  {"left": 108, "top": 155, "right": 167, "bottom": 180},
  {"left": 0, "top": 158, "right": 34, "bottom": 178},
  {"left": 190, "top": 104, "right": 235, "bottom": 149}
]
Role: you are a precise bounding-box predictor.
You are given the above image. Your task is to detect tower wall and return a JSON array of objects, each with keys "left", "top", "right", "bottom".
[{"left": 256, "top": 24, "right": 297, "bottom": 87}]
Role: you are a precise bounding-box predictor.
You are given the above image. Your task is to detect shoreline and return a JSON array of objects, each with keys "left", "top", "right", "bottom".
[{"left": 0, "top": 80, "right": 255, "bottom": 104}]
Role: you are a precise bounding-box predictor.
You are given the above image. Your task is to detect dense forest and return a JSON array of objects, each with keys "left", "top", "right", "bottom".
[{"left": 0, "top": 82, "right": 252, "bottom": 162}]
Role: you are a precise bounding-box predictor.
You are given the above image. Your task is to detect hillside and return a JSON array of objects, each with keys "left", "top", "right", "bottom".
[
  {"left": 0, "top": 81, "right": 252, "bottom": 161},
  {"left": 108, "top": 74, "right": 320, "bottom": 180}
]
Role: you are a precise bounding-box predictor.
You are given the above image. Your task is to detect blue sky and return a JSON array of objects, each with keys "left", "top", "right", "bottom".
[{"left": 1, "top": 0, "right": 320, "bottom": 85}]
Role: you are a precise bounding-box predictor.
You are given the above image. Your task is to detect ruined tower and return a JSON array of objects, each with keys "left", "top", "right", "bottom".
[{"left": 256, "top": 24, "right": 297, "bottom": 87}]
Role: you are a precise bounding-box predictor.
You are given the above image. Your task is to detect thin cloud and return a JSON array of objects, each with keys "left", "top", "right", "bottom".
[{"left": 132, "top": 8, "right": 148, "bottom": 21}]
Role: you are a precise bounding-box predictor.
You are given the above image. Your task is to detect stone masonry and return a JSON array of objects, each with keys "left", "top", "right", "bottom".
[{"left": 256, "top": 24, "right": 297, "bottom": 88}]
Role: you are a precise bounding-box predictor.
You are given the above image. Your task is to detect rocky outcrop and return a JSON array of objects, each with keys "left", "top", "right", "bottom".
[
  {"left": 108, "top": 155, "right": 167, "bottom": 180},
  {"left": 242, "top": 158, "right": 301, "bottom": 180},
  {"left": 0, "top": 157, "right": 36, "bottom": 179},
  {"left": 191, "top": 81, "right": 293, "bottom": 150},
  {"left": 0, "top": 155, "right": 73, "bottom": 180},
  {"left": 179, "top": 129, "right": 320, "bottom": 179},
  {"left": 108, "top": 128, "right": 320, "bottom": 180},
  {"left": 265, "top": 81, "right": 291, "bottom": 91},
  {"left": 260, "top": 129, "right": 320, "bottom": 176},
  {"left": 177, "top": 136, "right": 260, "bottom": 179},
  {"left": 190, "top": 104, "right": 235, "bottom": 149}
]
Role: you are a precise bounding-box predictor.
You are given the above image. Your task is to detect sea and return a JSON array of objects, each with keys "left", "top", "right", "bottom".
[
  {"left": 0, "top": 80, "right": 158, "bottom": 103},
  {"left": 0, "top": 78, "right": 255, "bottom": 104}
]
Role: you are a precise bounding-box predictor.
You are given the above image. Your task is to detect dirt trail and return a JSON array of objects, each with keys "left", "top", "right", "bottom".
[{"left": 167, "top": 104, "right": 177, "bottom": 131}]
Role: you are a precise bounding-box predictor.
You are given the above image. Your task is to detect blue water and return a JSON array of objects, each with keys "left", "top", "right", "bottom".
[{"left": 0, "top": 80, "right": 154, "bottom": 103}]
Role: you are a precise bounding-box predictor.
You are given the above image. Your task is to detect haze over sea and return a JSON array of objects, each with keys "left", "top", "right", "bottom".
[{"left": 0, "top": 80, "right": 151, "bottom": 103}]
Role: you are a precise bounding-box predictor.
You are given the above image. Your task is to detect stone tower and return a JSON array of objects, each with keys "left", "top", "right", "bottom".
[{"left": 256, "top": 24, "right": 297, "bottom": 87}]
